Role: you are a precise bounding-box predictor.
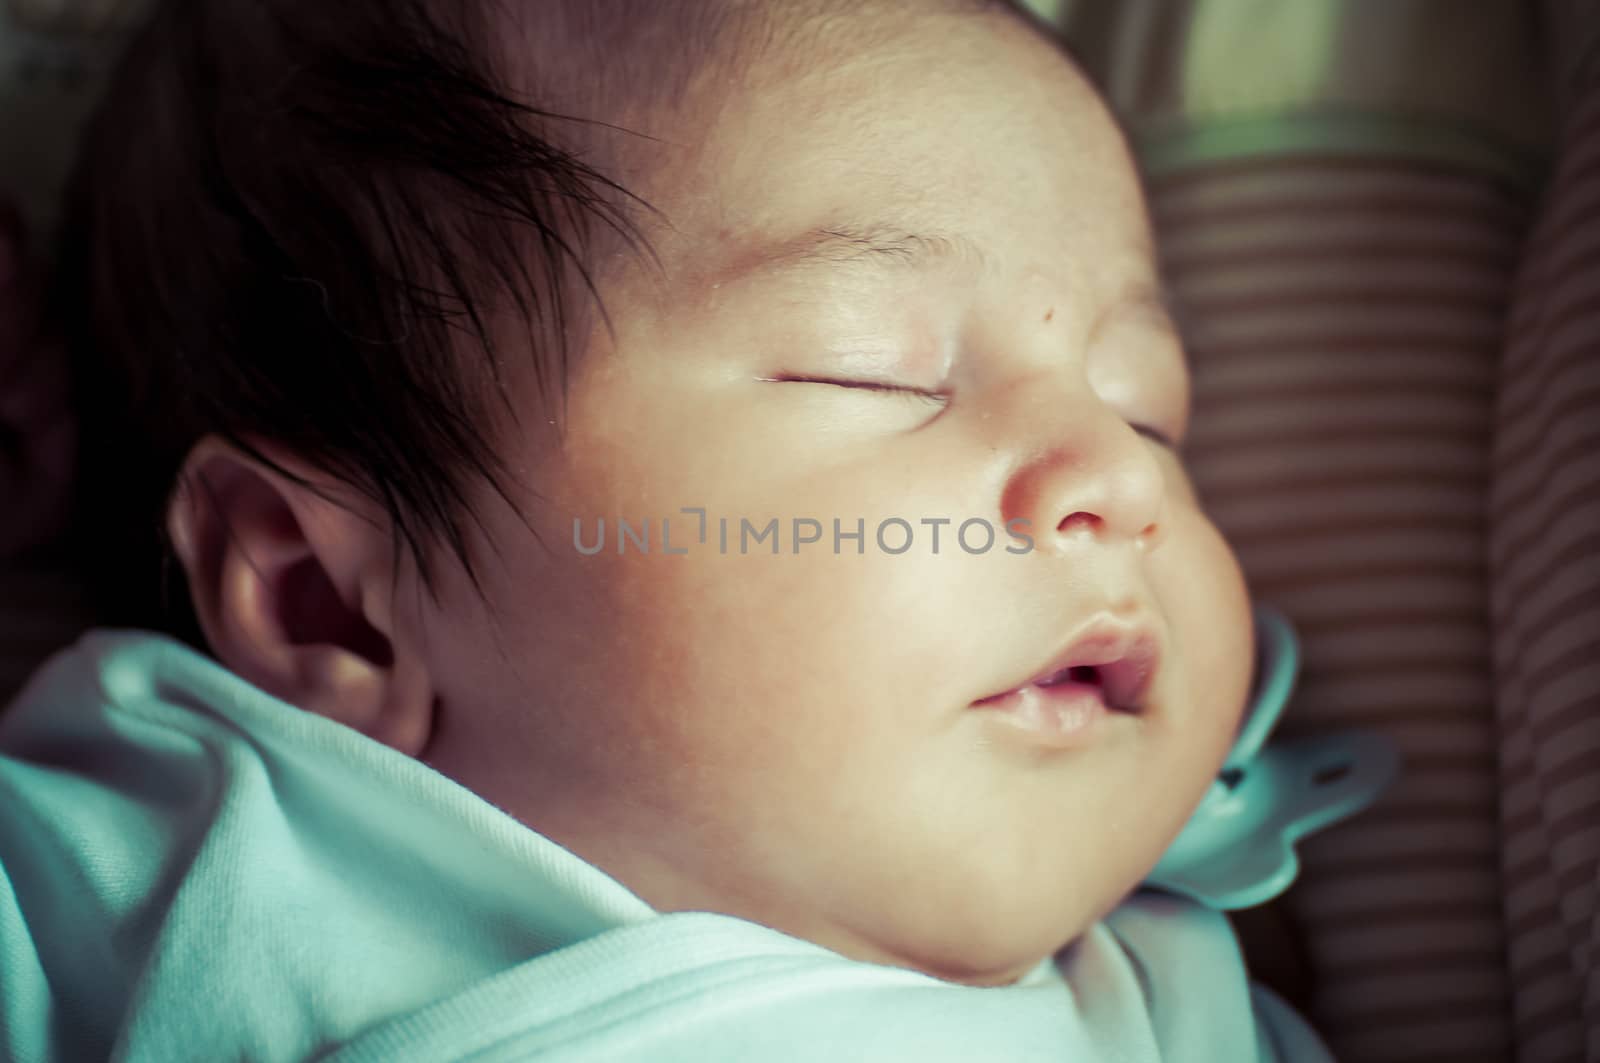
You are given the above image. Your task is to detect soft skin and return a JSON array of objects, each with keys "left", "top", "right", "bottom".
[{"left": 168, "top": 3, "right": 1254, "bottom": 989}]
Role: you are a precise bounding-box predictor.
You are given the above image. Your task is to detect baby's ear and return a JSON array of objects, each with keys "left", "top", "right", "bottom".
[{"left": 164, "top": 434, "right": 435, "bottom": 756}]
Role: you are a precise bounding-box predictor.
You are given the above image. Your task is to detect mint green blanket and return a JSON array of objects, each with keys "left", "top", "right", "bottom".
[{"left": 0, "top": 631, "right": 1330, "bottom": 1061}]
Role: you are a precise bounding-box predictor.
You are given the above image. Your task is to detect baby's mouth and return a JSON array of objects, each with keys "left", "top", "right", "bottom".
[
  {"left": 967, "top": 665, "right": 1130, "bottom": 749},
  {"left": 974, "top": 664, "right": 1104, "bottom": 703},
  {"left": 1036, "top": 663, "right": 1102, "bottom": 688},
  {"left": 973, "top": 619, "right": 1160, "bottom": 714}
]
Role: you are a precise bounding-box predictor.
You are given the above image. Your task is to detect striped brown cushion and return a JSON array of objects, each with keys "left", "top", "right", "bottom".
[
  {"left": 1488, "top": 20, "right": 1600, "bottom": 1060},
  {"left": 1152, "top": 157, "right": 1528, "bottom": 1063}
]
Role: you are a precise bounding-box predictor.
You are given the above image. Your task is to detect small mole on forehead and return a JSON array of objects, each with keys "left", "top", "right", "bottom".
[{"left": 1044, "top": 307, "right": 1054, "bottom": 323}]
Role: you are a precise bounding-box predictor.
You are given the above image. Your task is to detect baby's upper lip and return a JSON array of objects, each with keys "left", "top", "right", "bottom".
[{"left": 977, "top": 616, "right": 1161, "bottom": 713}]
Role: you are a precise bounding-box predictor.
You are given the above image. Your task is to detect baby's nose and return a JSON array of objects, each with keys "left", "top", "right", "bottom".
[{"left": 993, "top": 379, "right": 1168, "bottom": 557}]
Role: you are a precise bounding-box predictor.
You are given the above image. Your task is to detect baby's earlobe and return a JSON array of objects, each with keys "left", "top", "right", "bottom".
[{"left": 291, "top": 645, "right": 386, "bottom": 733}]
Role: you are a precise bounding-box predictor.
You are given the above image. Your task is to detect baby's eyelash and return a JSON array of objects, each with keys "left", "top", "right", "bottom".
[
  {"left": 1134, "top": 425, "right": 1178, "bottom": 449},
  {"left": 767, "top": 375, "right": 949, "bottom": 403},
  {"left": 766, "top": 375, "right": 1176, "bottom": 446}
]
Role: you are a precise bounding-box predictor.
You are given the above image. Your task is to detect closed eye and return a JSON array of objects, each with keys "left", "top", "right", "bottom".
[
  {"left": 1134, "top": 424, "right": 1178, "bottom": 449},
  {"left": 765, "top": 374, "right": 1174, "bottom": 445},
  {"left": 763, "top": 374, "right": 949, "bottom": 405}
]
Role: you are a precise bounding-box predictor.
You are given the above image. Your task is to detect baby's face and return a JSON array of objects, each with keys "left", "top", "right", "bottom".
[{"left": 417, "top": 5, "right": 1252, "bottom": 987}]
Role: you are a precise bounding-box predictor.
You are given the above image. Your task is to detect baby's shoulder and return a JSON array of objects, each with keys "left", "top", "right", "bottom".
[{"left": 1093, "top": 890, "right": 1338, "bottom": 1062}]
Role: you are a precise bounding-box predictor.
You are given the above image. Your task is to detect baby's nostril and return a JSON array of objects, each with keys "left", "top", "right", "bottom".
[{"left": 1069, "top": 665, "right": 1099, "bottom": 683}]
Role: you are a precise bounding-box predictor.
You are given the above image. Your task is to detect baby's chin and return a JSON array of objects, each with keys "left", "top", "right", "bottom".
[
  {"left": 885, "top": 937, "right": 1065, "bottom": 989},
  {"left": 933, "top": 952, "right": 1057, "bottom": 988},
  {"left": 833, "top": 891, "right": 1120, "bottom": 990}
]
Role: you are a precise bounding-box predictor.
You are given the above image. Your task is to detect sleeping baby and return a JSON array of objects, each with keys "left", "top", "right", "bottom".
[{"left": 1, "top": 0, "right": 1340, "bottom": 1058}]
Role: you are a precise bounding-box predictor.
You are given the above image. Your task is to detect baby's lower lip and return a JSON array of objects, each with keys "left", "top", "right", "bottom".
[{"left": 970, "top": 681, "right": 1128, "bottom": 750}]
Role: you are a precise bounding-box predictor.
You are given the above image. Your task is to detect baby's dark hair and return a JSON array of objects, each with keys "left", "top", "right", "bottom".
[
  {"left": 54, "top": 0, "right": 746, "bottom": 646},
  {"left": 52, "top": 0, "right": 1034, "bottom": 648}
]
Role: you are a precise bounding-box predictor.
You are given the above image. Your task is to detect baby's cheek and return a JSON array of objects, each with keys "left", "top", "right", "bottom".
[
  {"left": 1156, "top": 508, "right": 1253, "bottom": 726},
  {"left": 600, "top": 546, "right": 831, "bottom": 702},
  {"left": 1161, "top": 451, "right": 1204, "bottom": 510},
  {"left": 594, "top": 552, "right": 882, "bottom": 812}
]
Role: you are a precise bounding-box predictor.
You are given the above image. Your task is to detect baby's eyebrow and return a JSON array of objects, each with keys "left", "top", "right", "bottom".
[
  {"left": 789, "top": 223, "right": 986, "bottom": 274},
  {"left": 718, "top": 220, "right": 988, "bottom": 287},
  {"left": 709, "top": 219, "right": 1179, "bottom": 337}
]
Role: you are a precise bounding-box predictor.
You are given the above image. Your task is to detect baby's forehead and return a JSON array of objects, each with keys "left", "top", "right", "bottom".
[
  {"left": 500, "top": 0, "right": 1159, "bottom": 348},
  {"left": 489, "top": 1, "right": 780, "bottom": 130},
  {"left": 493, "top": 1, "right": 1036, "bottom": 136}
]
